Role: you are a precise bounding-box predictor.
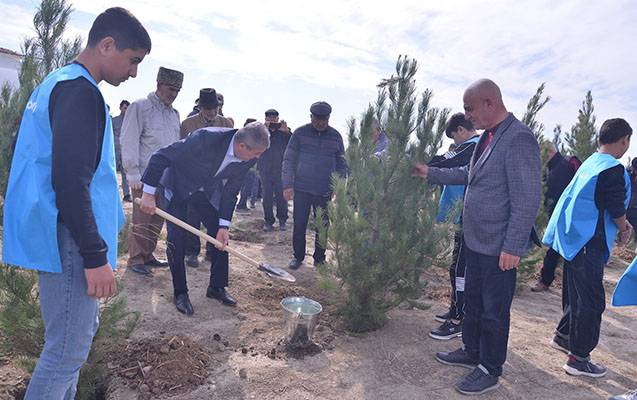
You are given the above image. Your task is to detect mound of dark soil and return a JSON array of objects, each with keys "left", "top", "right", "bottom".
[{"left": 108, "top": 335, "right": 211, "bottom": 399}]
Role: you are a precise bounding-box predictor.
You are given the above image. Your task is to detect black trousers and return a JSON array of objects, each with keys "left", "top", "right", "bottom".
[
  {"left": 627, "top": 209, "right": 637, "bottom": 234},
  {"left": 166, "top": 191, "right": 229, "bottom": 296},
  {"left": 292, "top": 190, "right": 330, "bottom": 262},
  {"left": 463, "top": 245, "right": 517, "bottom": 377},
  {"left": 260, "top": 171, "right": 288, "bottom": 225},
  {"left": 449, "top": 229, "right": 467, "bottom": 320},
  {"left": 184, "top": 204, "right": 214, "bottom": 258},
  {"left": 555, "top": 245, "right": 606, "bottom": 359},
  {"left": 539, "top": 247, "right": 562, "bottom": 287},
  {"left": 237, "top": 170, "right": 258, "bottom": 208}
]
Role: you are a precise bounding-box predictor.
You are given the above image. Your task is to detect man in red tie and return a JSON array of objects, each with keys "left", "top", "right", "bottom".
[{"left": 413, "top": 79, "right": 541, "bottom": 396}]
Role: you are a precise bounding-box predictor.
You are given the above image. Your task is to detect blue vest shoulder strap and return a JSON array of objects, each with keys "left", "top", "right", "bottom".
[{"left": 543, "top": 152, "right": 630, "bottom": 262}]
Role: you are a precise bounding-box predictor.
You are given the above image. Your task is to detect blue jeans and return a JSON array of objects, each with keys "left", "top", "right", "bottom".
[
  {"left": 462, "top": 245, "right": 517, "bottom": 377},
  {"left": 25, "top": 224, "right": 100, "bottom": 400}
]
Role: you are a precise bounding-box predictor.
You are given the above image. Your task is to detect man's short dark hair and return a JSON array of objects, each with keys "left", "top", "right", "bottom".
[
  {"left": 599, "top": 118, "right": 632, "bottom": 145},
  {"left": 87, "top": 7, "right": 151, "bottom": 52},
  {"left": 445, "top": 112, "right": 474, "bottom": 138},
  {"left": 120, "top": 100, "right": 130, "bottom": 107}
]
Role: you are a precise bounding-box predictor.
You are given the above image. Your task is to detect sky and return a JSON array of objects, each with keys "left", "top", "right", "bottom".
[{"left": 2, "top": 0, "right": 637, "bottom": 158}]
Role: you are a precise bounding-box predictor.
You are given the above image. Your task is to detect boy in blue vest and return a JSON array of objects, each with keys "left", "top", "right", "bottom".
[
  {"left": 543, "top": 118, "right": 633, "bottom": 378},
  {"left": 2, "top": 8, "right": 150, "bottom": 399},
  {"left": 609, "top": 255, "right": 637, "bottom": 399}
]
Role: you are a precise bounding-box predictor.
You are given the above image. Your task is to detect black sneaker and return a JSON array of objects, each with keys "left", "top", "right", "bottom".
[
  {"left": 563, "top": 356, "right": 607, "bottom": 378},
  {"left": 435, "top": 309, "right": 454, "bottom": 323},
  {"left": 429, "top": 320, "right": 462, "bottom": 340},
  {"left": 435, "top": 348, "right": 478, "bottom": 369},
  {"left": 610, "top": 390, "right": 637, "bottom": 400},
  {"left": 185, "top": 254, "right": 199, "bottom": 268},
  {"left": 263, "top": 223, "right": 274, "bottom": 232},
  {"left": 550, "top": 335, "right": 570, "bottom": 354},
  {"left": 455, "top": 365, "right": 500, "bottom": 396},
  {"left": 279, "top": 221, "right": 287, "bottom": 231}
]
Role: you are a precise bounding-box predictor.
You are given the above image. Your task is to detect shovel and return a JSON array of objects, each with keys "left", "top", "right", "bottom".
[{"left": 134, "top": 199, "right": 296, "bottom": 282}]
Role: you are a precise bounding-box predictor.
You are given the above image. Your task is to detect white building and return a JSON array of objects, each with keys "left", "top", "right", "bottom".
[{"left": 0, "top": 47, "right": 23, "bottom": 89}]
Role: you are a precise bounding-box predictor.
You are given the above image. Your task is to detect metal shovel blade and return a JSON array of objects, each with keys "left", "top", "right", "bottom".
[{"left": 258, "top": 263, "right": 296, "bottom": 282}]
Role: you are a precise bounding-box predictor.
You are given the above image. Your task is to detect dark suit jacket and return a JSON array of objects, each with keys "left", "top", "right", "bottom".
[
  {"left": 428, "top": 113, "right": 541, "bottom": 257},
  {"left": 141, "top": 128, "right": 256, "bottom": 222}
]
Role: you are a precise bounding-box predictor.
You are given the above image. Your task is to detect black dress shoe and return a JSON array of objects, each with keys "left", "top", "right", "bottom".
[
  {"left": 130, "top": 264, "right": 153, "bottom": 275},
  {"left": 146, "top": 257, "right": 169, "bottom": 268},
  {"left": 185, "top": 254, "right": 199, "bottom": 268},
  {"left": 174, "top": 293, "right": 194, "bottom": 315},
  {"left": 206, "top": 287, "right": 237, "bottom": 306},
  {"left": 288, "top": 258, "right": 303, "bottom": 270}
]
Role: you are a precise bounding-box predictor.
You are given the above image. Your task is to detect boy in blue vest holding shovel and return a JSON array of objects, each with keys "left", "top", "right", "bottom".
[
  {"left": 2, "top": 8, "right": 150, "bottom": 399},
  {"left": 544, "top": 118, "right": 632, "bottom": 378}
]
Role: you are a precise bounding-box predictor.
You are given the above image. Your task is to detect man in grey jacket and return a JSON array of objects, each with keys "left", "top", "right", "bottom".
[
  {"left": 413, "top": 79, "right": 541, "bottom": 396},
  {"left": 121, "top": 66, "right": 183, "bottom": 275}
]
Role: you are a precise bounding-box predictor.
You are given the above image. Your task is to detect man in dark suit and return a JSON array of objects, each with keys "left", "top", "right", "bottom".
[
  {"left": 413, "top": 79, "right": 541, "bottom": 395},
  {"left": 259, "top": 108, "right": 291, "bottom": 232},
  {"left": 138, "top": 122, "right": 270, "bottom": 315}
]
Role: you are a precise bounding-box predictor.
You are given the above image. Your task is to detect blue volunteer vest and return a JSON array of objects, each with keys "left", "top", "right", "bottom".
[
  {"left": 543, "top": 152, "right": 630, "bottom": 262},
  {"left": 2, "top": 63, "right": 124, "bottom": 272},
  {"left": 612, "top": 256, "right": 637, "bottom": 306},
  {"left": 435, "top": 136, "right": 481, "bottom": 224}
]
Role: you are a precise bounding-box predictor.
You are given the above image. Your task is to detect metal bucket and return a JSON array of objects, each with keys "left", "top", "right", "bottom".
[{"left": 280, "top": 296, "right": 322, "bottom": 347}]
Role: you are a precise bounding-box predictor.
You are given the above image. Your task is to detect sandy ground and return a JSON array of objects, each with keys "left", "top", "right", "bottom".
[
  {"left": 2, "top": 200, "right": 637, "bottom": 400},
  {"left": 106, "top": 201, "right": 637, "bottom": 400}
]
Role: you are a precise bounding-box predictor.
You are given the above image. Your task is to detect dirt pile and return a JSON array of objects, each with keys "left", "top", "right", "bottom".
[
  {"left": 108, "top": 335, "right": 211, "bottom": 399},
  {"left": 613, "top": 246, "right": 636, "bottom": 263}
]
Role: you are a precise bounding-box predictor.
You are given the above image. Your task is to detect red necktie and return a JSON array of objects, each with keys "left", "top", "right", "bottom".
[{"left": 478, "top": 131, "right": 494, "bottom": 158}]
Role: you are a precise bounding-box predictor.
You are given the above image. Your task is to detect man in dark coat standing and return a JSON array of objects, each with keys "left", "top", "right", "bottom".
[
  {"left": 259, "top": 108, "right": 291, "bottom": 232},
  {"left": 531, "top": 143, "right": 577, "bottom": 292},
  {"left": 282, "top": 101, "right": 348, "bottom": 270},
  {"left": 139, "top": 122, "right": 270, "bottom": 315}
]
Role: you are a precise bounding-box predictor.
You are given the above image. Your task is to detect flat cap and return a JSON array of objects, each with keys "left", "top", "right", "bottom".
[
  {"left": 310, "top": 101, "right": 332, "bottom": 117},
  {"left": 199, "top": 88, "right": 219, "bottom": 108},
  {"left": 156, "top": 66, "right": 184, "bottom": 88},
  {"left": 265, "top": 109, "right": 279, "bottom": 117}
]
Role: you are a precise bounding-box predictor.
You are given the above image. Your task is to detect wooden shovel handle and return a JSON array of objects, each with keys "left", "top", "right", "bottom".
[{"left": 134, "top": 198, "right": 260, "bottom": 267}]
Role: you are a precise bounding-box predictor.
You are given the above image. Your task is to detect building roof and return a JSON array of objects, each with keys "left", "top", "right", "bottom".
[{"left": 0, "top": 47, "right": 23, "bottom": 58}]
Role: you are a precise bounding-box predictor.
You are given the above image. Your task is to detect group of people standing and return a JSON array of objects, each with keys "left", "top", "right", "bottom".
[
  {"left": 413, "top": 80, "right": 636, "bottom": 399},
  {"left": 112, "top": 67, "right": 348, "bottom": 313},
  {"left": 1, "top": 5, "right": 636, "bottom": 399}
]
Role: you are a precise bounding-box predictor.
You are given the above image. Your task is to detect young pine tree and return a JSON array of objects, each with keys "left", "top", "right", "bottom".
[
  {"left": 0, "top": 0, "right": 81, "bottom": 204},
  {"left": 318, "top": 56, "right": 450, "bottom": 332},
  {"left": 565, "top": 90, "right": 597, "bottom": 161},
  {"left": 522, "top": 82, "right": 551, "bottom": 141}
]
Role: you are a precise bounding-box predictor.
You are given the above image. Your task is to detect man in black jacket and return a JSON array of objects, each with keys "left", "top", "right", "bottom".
[
  {"left": 282, "top": 101, "right": 348, "bottom": 270},
  {"left": 428, "top": 113, "right": 480, "bottom": 341},
  {"left": 139, "top": 123, "right": 270, "bottom": 315},
  {"left": 531, "top": 143, "right": 577, "bottom": 292},
  {"left": 259, "top": 109, "right": 291, "bottom": 232}
]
